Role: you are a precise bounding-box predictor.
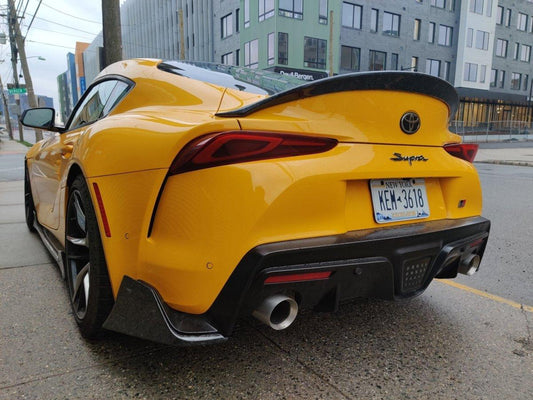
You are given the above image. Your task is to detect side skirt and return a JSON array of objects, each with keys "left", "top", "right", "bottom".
[{"left": 33, "top": 213, "right": 66, "bottom": 279}]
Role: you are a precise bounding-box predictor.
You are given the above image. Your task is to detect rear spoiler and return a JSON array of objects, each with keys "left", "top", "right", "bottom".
[{"left": 216, "top": 71, "right": 458, "bottom": 119}]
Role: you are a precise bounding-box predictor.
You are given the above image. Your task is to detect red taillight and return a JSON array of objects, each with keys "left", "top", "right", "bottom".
[
  {"left": 264, "top": 271, "right": 332, "bottom": 284},
  {"left": 444, "top": 143, "right": 479, "bottom": 163},
  {"left": 169, "top": 131, "right": 337, "bottom": 175}
]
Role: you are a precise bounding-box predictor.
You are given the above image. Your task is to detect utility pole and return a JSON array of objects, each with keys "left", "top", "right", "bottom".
[
  {"left": 0, "top": 75, "right": 13, "bottom": 140},
  {"left": 8, "top": 0, "right": 41, "bottom": 141},
  {"left": 102, "top": 0, "right": 122, "bottom": 68},
  {"left": 7, "top": 0, "right": 23, "bottom": 142}
]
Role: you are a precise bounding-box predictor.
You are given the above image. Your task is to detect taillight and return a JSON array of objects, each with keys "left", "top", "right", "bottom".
[
  {"left": 444, "top": 143, "right": 479, "bottom": 162},
  {"left": 169, "top": 131, "right": 337, "bottom": 175}
]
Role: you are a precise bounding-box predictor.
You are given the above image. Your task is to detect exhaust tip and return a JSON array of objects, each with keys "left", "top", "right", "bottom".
[
  {"left": 459, "top": 254, "right": 481, "bottom": 276},
  {"left": 252, "top": 294, "right": 298, "bottom": 330}
]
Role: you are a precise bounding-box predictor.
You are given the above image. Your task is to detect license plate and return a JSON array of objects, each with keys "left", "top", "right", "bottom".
[{"left": 370, "top": 179, "right": 430, "bottom": 224}]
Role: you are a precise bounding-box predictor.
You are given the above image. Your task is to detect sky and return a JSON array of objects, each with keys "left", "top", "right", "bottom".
[{"left": 0, "top": 0, "right": 103, "bottom": 109}]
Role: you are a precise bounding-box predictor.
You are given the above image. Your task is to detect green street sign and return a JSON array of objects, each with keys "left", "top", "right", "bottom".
[{"left": 8, "top": 88, "right": 27, "bottom": 94}]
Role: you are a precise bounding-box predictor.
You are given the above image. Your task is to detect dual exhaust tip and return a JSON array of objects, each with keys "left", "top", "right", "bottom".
[{"left": 252, "top": 294, "right": 298, "bottom": 330}]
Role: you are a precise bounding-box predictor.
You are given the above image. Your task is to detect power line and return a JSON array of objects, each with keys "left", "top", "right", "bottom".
[
  {"left": 25, "top": 14, "right": 99, "bottom": 36},
  {"left": 26, "top": 39, "right": 74, "bottom": 49},
  {"left": 20, "top": 23, "right": 95, "bottom": 40},
  {"left": 24, "top": 0, "right": 42, "bottom": 39},
  {"left": 41, "top": 2, "right": 101, "bottom": 24}
]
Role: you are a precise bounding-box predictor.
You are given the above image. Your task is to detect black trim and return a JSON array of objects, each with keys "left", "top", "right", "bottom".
[
  {"left": 216, "top": 71, "right": 459, "bottom": 118},
  {"left": 103, "top": 276, "right": 226, "bottom": 345},
  {"left": 63, "top": 75, "right": 135, "bottom": 133},
  {"left": 206, "top": 216, "right": 489, "bottom": 337}
]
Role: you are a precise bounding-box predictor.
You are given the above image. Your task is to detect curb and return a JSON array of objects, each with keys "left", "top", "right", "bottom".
[{"left": 476, "top": 160, "right": 533, "bottom": 167}]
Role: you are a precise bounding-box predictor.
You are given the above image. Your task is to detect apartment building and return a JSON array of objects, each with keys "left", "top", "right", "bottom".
[{"left": 80, "top": 0, "right": 533, "bottom": 126}]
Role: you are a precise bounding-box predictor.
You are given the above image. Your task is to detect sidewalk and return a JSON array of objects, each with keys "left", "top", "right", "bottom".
[{"left": 2, "top": 129, "right": 533, "bottom": 167}]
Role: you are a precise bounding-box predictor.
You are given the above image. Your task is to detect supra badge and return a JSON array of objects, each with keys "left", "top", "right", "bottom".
[
  {"left": 400, "top": 112, "right": 421, "bottom": 134},
  {"left": 390, "top": 152, "right": 428, "bottom": 165}
]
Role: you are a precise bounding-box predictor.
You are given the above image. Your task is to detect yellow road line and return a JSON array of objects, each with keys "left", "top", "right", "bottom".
[{"left": 437, "top": 279, "right": 533, "bottom": 313}]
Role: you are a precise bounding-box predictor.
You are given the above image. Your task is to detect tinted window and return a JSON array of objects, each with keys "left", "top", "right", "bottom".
[
  {"left": 68, "top": 80, "right": 130, "bottom": 130},
  {"left": 102, "top": 81, "right": 130, "bottom": 116}
]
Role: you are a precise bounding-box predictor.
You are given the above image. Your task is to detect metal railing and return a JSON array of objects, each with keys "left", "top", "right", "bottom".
[{"left": 450, "top": 120, "right": 532, "bottom": 142}]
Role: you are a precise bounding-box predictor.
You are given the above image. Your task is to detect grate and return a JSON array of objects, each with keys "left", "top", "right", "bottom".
[{"left": 401, "top": 257, "right": 431, "bottom": 293}]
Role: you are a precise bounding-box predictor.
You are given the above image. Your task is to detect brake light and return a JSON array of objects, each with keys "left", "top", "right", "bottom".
[
  {"left": 444, "top": 143, "right": 479, "bottom": 163},
  {"left": 169, "top": 131, "right": 337, "bottom": 175},
  {"left": 264, "top": 271, "right": 332, "bottom": 284}
]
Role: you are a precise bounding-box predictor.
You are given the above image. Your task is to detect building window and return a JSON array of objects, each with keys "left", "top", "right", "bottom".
[
  {"left": 342, "top": 2, "right": 362, "bottom": 29},
  {"left": 443, "top": 61, "right": 451, "bottom": 81},
  {"left": 517, "top": 13, "right": 528, "bottom": 31},
  {"left": 221, "top": 52, "right": 234, "bottom": 65},
  {"left": 466, "top": 28, "right": 473, "bottom": 47},
  {"left": 511, "top": 73, "right": 522, "bottom": 90},
  {"left": 498, "top": 70, "right": 505, "bottom": 88},
  {"left": 244, "top": 39, "right": 259, "bottom": 68},
  {"left": 413, "top": 19, "right": 421, "bottom": 40},
  {"left": 259, "top": 0, "right": 275, "bottom": 21},
  {"left": 235, "top": 49, "right": 240, "bottom": 66},
  {"left": 504, "top": 9, "right": 511, "bottom": 26},
  {"left": 383, "top": 12, "right": 400, "bottom": 36},
  {"left": 496, "top": 5, "right": 504, "bottom": 24},
  {"left": 523, "top": 75, "right": 529, "bottom": 91},
  {"left": 303, "top": 36, "right": 327, "bottom": 69},
  {"left": 391, "top": 53, "right": 399, "bottom": 70},
  {"left": 278, "top": 32, "right": 288, "bottom": 65},
  {"left": 369, "top": 50, "right": 386, "bottom": 71},
  {"left": 370, "top": 9, "right": 378, "bottom": 32},
  {"left": 236, "top": 9, "right": 240, "bottom": 32},
  {"left": 475, "top": 31, "right": 489, "bottom": 50},
  {"left": 495, "top": 39, "right": 508, "bottom": 57},
  {"left": 464, "top": 62, "right": 478, "bottom": 82},
  {"left": 490, "top": 69, "right": 497, "bottom": 87},
  {"left": 319, "top": 0, "right": 328, "bottom": 24},
  {"left": 486, "top": 0, "right": 492, "bottom": 17},
  {"left": 438, "top": 25, "right": 452, "bottom": 46},
  {"left": 244, "top": 0, "right": 250, "bottom": 28},
  {"left": 426, "top": 59, "right": 440, "bottom": 77},
  {"left": 431, "top": 0, "right": 446, "bottom": 9},
  {"left": 221, "top": 13, "right": 233, "bottom": 38},
  {"left": 267, "top": 32, "right": 275, "bottom": 65},
  {"left": 520, "top": 45, "right": 531, "bottom": 62},
  {"left": 279, "top": 0, "right": 303, "bottom": 20},
  {"left": 480, "top": 65, "right": 486, "bottom": 83},
  {"left": 340, "top": 45, "right": 360, "bottom": 71},
  {"left": 513, "top": 43, "right": 520, "bottom": 60},
  {"left": 469, "top": 0, "right": 483, "bottom": 14},
  {"left": 411, "top": 56, "right": 419, "bottom": 72},
  {"left": 428, "top": 22, "right": 436, "bottom": 43}
]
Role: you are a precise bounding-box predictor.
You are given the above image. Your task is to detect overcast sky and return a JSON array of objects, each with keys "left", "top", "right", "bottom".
[{"left": 0, "top": 0, "right": 103, "bottom": 109}]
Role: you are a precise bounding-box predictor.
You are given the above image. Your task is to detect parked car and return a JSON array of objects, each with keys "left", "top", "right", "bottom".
[{"left": 21, "top": 59, "right": 490, "bottom": 345}]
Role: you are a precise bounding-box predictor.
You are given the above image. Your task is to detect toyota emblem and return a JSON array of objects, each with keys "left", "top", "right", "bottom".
[{"left": 400, "top": 112, "right": 421, "bottom": 134}]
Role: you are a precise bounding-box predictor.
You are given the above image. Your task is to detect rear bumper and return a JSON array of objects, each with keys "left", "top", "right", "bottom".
[{"left": 103, "top": 216, "right": 490, "bottom": 345}]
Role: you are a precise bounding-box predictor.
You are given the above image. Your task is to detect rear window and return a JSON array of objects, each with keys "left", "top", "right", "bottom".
[{"left": 158, "top": 61, "right": 303, "bottom": 95}]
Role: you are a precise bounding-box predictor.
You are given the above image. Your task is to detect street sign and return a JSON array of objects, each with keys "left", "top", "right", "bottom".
[{"left": 8, "top": 88, "right": 27, "bottom": 94}]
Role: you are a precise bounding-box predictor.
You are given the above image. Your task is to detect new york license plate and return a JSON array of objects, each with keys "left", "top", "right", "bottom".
[{"left": 370, "top": 179, "right": 430, "bottom": 224}]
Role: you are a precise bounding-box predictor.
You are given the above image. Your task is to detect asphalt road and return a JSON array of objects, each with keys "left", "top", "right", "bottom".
[{"left": 0, "top": 145, "right": 532, "bottom": 399}]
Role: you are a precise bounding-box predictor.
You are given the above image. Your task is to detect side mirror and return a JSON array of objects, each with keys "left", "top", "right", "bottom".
[{"left": 20, "top": 108, "right": 58, "bottom": 131}]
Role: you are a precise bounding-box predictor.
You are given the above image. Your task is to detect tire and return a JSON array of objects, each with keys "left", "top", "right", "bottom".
[
  {"left": 24, "top": 163, "right": 36, "bottom": 232},
  {"left": 65, "top": 176, "right": 114, "bottom": 339}
]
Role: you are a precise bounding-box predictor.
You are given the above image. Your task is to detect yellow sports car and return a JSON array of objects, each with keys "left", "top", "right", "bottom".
[{"left": 22, "top": 59, "right": 490, "bottom": 345}]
